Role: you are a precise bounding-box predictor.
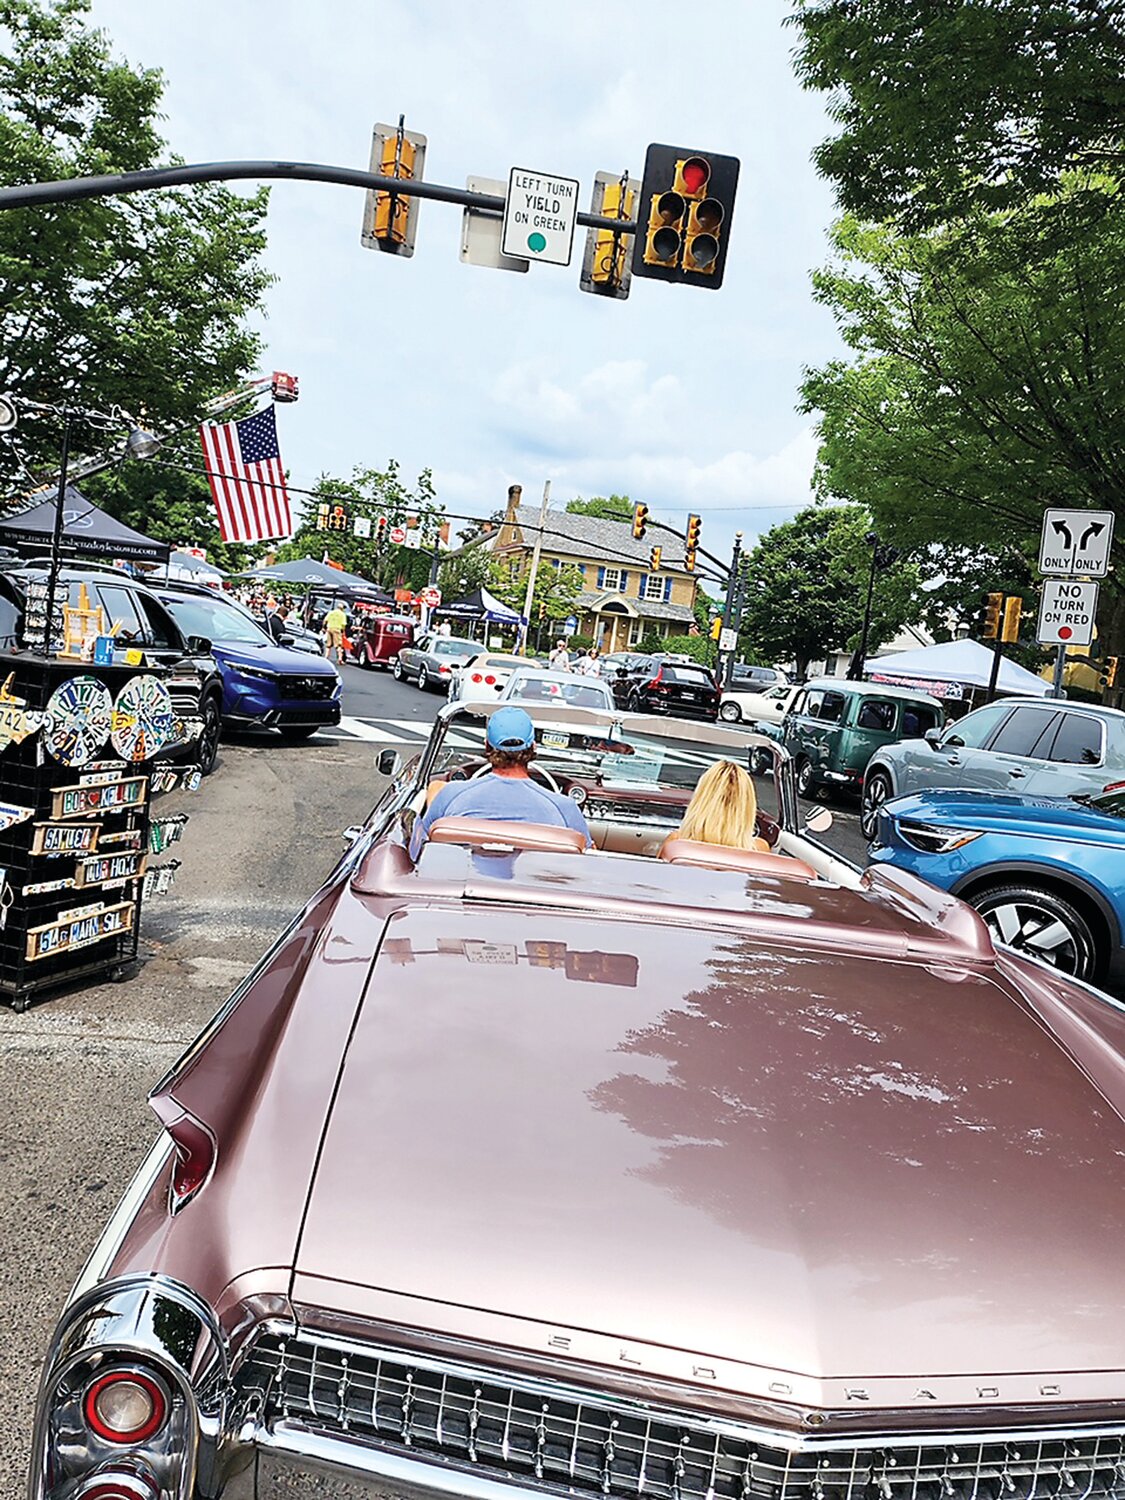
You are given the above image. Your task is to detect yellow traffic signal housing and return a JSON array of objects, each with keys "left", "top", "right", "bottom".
[
  {"left": 684, "top": 513, "right": 702, "bottom": 571},
  {"left": 1001, "top": 595, "right": 1023, "bottom": 643},
  {"left": 330, "top": 505, "right": 348, "bottom": 531},
  {"left": 632, "top": 144, "right": 740, "bottom": 289},
  {"left": 710, "top": 616, "right": 722, "bottom": 641},
  {"left": 580, "top": 172, "right": 638, "bottom": 299},
  {"left": 632, "top": 504, "right": 649, "bottom": 540},
  {"left": 649, "top": 546, "right": 662, "bottom": 572},
  {"left": 315, "top": 503, "right": 330, "bottom": 531},
  {"left": 1102, "top": 656, "right": 1119, "bottom": 689},
  {"left": 978, "top": 592, "right": 1003, "bottom": 640},
  {"left": 362, "top": 119, "right": 427, "bottom": 258}
]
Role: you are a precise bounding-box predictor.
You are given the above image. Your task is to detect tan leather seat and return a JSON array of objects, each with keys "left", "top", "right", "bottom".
[
  {"left": 659, "top": 838, "right": 818, "bottom": 882},
  {"left": 426, "top": 817, "right": 587, "bottom": 854}
]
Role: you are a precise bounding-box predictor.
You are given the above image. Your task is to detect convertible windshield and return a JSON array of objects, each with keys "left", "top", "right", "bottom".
[{"left": 432, "top": 704, "right": 774, "bottom": 793}]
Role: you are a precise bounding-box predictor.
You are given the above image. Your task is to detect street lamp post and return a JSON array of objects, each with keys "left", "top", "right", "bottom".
[{"left": 848, "top": 532, "right": 898, "bottom": 681}]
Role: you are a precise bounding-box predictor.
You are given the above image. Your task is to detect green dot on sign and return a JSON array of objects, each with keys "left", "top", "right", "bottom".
[{"left": 527, "top": 232, "right": 547, "bottom": 253}]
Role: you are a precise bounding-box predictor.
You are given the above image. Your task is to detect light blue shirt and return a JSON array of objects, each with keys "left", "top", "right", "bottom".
[{"left": 411, "top": 773, "right": 591, "bottom": 858}]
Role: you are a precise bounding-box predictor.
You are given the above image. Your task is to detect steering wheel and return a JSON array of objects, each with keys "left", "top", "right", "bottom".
[{"left": 469, "top": 760, "right": 563, "bottom": 795}]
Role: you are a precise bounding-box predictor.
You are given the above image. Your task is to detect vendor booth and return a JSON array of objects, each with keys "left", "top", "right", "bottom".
[
  {"left": 866, "top": 639, "right": 1051, "bottom": 709},
  {"left": 0, "top": 486, "right": 170, "bottom": 565},
  {"left": 437, "top": 587, "right": 525, "bottom": 627}
]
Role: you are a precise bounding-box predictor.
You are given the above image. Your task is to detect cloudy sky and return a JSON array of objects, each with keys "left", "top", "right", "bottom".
[{"left": 87, "top": 0, "right": 843, "bottom": 559}]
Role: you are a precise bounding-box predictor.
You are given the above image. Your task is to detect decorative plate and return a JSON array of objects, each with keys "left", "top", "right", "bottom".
[
  {"left": 111, "top": 675, "right": 176, "bottom": 763},
  {"left": 43, "top": 677, "right": 113, "bottom": 767}
]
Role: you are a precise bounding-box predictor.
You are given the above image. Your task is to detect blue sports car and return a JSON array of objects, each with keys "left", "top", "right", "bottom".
[{"left": 869, "top": 785, "right": 1125, "bottom": 982}]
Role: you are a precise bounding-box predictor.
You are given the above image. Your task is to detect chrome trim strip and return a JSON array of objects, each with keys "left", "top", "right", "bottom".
[{"left": 69, "top": 1135, "right": 172, "bottom": 1302}]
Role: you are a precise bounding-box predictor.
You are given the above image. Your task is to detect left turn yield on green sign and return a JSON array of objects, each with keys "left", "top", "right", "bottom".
[{"left": 502, "top": 168, "right": 580, "bottom": 266}]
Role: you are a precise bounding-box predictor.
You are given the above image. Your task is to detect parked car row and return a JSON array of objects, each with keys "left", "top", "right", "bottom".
[{"left": 0, "top": 565, "right": 343, "bottom": 774}]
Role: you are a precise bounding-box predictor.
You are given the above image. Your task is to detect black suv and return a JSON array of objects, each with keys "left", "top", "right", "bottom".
[
  {"left": 0, "top": 565, "right": 225, "bottom": 774},
  {"left": 613, "top": 654, "right": 721, "bottom": 722}
]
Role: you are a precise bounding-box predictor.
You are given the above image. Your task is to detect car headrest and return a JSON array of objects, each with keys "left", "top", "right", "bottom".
[
  {"left": 426, "top": 817, "right": 587, "bottom": 854},
  {"left": 659, "top": 838, "right": 818, "bottom": 882}
]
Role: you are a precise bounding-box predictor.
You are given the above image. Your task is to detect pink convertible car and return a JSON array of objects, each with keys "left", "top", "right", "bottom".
[{"left": 28, "top": 702, "right": 1125, "bottom": 1500}]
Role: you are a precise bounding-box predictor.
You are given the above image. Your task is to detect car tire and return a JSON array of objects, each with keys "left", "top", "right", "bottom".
[
  {"left": 861, "top": 769, "right": 893, "bottom": 840},
  {"left": 970, "top": 882, "right": 1101, "bottom": 981},
  {"left": 197, "top": 695, "right": 222, "bottom": 777},
  {"left": 357, "top": 646, "right": 373, "bottom": 670},
  {"left": 795, "top": 757, "right": 817, "bottom": 799},
  {"left": 418, "top": 665, "right": 430, "bottom": 691},
  {"left": 392, "top": 657, "right": 404, "bottom": 681},
  {"left": 749, "top": 747, "right": 772, "bottom": 776},
  {"left": 719, "top": 701, "right": 742, "bottom": 722}
]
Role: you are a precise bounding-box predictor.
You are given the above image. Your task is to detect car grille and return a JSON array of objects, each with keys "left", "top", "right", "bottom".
[
  {"left": 279, "top": 675, "right": 336, "bottom": 700},
  {"left": 239, "top": 1336, "right": 1125, "bottom": 1500}
]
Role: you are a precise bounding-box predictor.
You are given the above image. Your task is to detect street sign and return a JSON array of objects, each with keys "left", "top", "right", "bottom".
[
  {"left": 1039, "top": 508, "right": 1115, "bottom": 577},
  {"left": 352, "top": 515, "right": 372, "bottom": 539},
  {"left": 419, "top": 586, "right": 441, "bottom": 607},
  {"left": 563, "top": 614, "right": 578, "bottom": 635},
  {"left": 460, "top": 176, "right": 529, "bottom": 273},
  {"left": 1037, "top": 578, "right": 1099, "bottom": 646},
  {"left": 718, "top": 627, "right": 738, "bottom": 653},
  {"left": 389, "top": 526, "right": 407, "bottom": 545},
  {"left": 502, "top": 168, "right": 580, "bottom": 266}
]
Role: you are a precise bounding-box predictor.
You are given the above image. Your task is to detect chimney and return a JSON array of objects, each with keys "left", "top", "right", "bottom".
[{"left": 506, "top": 484, "right": 522, "bottom": 517}]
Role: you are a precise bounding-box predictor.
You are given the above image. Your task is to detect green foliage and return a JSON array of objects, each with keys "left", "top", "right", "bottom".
[
  {"left": 568, "top": 632, "right": 595, "bottom": 652},
  {"left": 659, "top": 634, "right": 715, "bottom": 667},
  {"left": 277, "top": 462, "right": 442, "bottom": 589},
  {"left": 787, "top": 0, "right": 1125, "bottom": 228},
  {"left": 800, "top": 197, "right": 1125, "bottom": 597},
  {"left": 738, "top": 504, "right": 920, "bottom": 677},
  {"left": 488, "top": 555, "right": 585, "bottom": 622},
  {"left": 639, "top": 628, "right": 664, "bottom": 654},
  {"left": 0, "top": 0, "right": 272, "bottom": 495},
  {"left": 565, "top": 494, "right": 635, "bottom": 522}
]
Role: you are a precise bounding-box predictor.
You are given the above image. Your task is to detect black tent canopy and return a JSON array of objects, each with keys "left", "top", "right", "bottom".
[{"left": 0, "top": 486, "right": 170, "bottom": 564}]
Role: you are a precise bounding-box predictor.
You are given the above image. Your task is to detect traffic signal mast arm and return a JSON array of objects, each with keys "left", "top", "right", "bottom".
[{"left": 0, "top": 160, "right": 638, "bottom": 233}]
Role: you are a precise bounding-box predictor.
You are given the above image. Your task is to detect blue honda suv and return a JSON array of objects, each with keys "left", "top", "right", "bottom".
[
  {"left": 869, "top": 785, "right": 1125, "bottom": 984},
  {"left": 155, "top": 586, "right": 341, "bottom": 740}
]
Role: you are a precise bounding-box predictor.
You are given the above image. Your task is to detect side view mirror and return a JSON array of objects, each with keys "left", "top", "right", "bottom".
[
  {"left": 924, "top": 727, "right": 943, "bottom": 748},
  {"left": 278, "top": 632, "right": 295, "bottom": 647},
  {"left": 341, "top": 825, "right": 364, "bottom": 846},
  {"left": 376, "top": 747, "right": 400, "bottom": 777},
  {"left": 804, "top": 805, "right": 834, "bottom": 835},
  {"left": 186, "top": 634, "right": 212, "bottom": 654}
]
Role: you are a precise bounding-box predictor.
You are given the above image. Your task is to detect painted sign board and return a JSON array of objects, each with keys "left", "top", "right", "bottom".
[
  {"left": 1037, "top": 578, "right": 1099, "bottom": 646},
  {"left": 1039, "top": 508, "right": 1115, "bottom": 578}
]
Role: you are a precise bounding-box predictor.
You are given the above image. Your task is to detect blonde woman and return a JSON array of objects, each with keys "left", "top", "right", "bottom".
[{"left": 673, "top": 759, "right": 769, "bottom": 852}]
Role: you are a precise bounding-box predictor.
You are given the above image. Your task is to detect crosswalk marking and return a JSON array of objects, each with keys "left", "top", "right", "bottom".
[{"left": 325, "top": 717, "right": 484, "bottom": 748}]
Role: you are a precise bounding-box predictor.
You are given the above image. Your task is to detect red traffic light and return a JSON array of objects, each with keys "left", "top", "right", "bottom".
[{"left": 679, "top": 157, "right": 710, "bottom": 196}]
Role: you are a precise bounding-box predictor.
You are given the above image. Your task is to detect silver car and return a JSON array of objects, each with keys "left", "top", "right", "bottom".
[
  {"left": 861, "top": 696, "right": 1125, "bottom": 838},
  {"left": 392, "top": 633, "right": 479, "bottom": 692}
]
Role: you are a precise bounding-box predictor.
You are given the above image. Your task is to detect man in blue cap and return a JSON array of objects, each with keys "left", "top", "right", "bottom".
[{"left": 410, "top": 705, "right": 592, "bottom": 858}]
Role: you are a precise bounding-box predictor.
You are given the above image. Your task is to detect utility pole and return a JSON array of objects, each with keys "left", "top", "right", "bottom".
[
  {"left": 717, "top": 531, "right": 743, "bottom": 689},
  {"left": 518, "top": 479, "right": 551, "bottom": 654}
]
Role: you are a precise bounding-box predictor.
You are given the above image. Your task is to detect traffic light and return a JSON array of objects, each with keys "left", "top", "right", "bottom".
[
  {"left": 632, "top": 503, "right": 649, "bottom": 540},
  {"left": 329, "top": 505, "right": 348, "bottom": 531},
  {"left": 649, "top": 545, "right": 662, "bottom": 571},
  {"left": 684, "top": 514, "right": 702, "bottom": 571},
  {"left": 315, "top": 503, "right": 330, "bottom": 531},
  {"left": 631, "top": 144, "right": 740, "bottom": 289},
  {"left": 710, "top": 616, "right": 722, "bottom": 641},
  {"left": 1101, "top": 656, "right": 1119, "bottom": 689},
  {"left": 1001, "top": 595, "right": 1023, "bottom": 644},
  {"left": 977, "top": 592, "right": 1003, "bottom": 640},
  {"left": 361, "top": 119, "right": 427, "bottom": 258},
  {"left": 580, "top": 172, "right": 638, "bottom": 299},
  {"left": 375, "top": 516, "right": 388, "bottom": 547}
]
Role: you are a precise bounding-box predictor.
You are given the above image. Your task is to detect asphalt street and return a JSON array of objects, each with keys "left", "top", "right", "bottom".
[{"left": 1, "top": 664, "right": 866, "bottom": 1491}]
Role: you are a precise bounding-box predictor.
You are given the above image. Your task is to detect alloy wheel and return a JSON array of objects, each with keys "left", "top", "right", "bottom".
[
  {"left": 860, "top": 771, "right": 891, "bottom": 839},
  {"left": 418, "top": 666, "right": 429, "bottom": 690},
  {"left": 392, "top": 657, "right": 403, "bottom": 681},
  {"left": 795, "top": 758, "right": 815, "bottom": 799},
  {"left": 719, "top": 701, "right": 741, "bottom": 722},
  {"left": 972, "top": 886, "right": 1096, "bottom": 979}
]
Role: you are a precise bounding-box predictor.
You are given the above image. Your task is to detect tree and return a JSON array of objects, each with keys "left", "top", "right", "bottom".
[
  {"left": 787, "top": 0, "right": 1125, "bottom": 228},
  {"left": 799, "top": 200, "right": 1125, "bottom": 610},
  {"left": 277, "top": 462, "right": 443, "bottom": 590},
  {"left": 565, "top": 494, "right": 635, "bottom": 522},
  {"left": 738, "top": 505, "right": 920, "bottom": 677},
  {"left": 0, "top": 0, "right": 272, "bottom": 494},
  {"left": 488, "top": 554, "right": 585, "bottom": 628}
]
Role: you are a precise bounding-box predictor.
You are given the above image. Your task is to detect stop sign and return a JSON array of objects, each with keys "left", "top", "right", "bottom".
[
  {"left": 419, "top": 586, "right": 442, "bottom": 607},
  {"left": 389, "top": 526, "right": 407, "bottom": 545}
]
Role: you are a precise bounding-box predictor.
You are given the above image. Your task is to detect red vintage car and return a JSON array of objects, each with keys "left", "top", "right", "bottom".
[
  {"left": 28, "top": 703, "right": 1125, "bottom": 1499},
  {"left": 350, "top": 612, "right": 416, "bottom": 670}
]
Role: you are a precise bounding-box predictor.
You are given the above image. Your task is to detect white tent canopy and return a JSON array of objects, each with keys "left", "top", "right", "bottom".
[{"left": 865, "top": 639, "right": 1050, "bottom": 699}]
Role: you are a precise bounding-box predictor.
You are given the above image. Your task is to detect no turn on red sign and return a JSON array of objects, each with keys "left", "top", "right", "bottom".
[{"left": 1037, "top": 578, "right": 1099, "bottom": 646}]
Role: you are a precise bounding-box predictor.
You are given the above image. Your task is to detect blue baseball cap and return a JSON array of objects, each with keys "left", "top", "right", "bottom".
[{"left": 487, "top": 706, "right": 535, "bottom": 750}]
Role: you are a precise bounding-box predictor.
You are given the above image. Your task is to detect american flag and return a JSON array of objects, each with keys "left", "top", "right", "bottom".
[{"left": 199, "top": 406, "right": 292, "bottom": 543}]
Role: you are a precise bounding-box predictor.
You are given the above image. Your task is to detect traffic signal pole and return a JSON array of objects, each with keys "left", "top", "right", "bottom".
[{"left": 717, "top": 532, "right": 743, "bottom": 689}]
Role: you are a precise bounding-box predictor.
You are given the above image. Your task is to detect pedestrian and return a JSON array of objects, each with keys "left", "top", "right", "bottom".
[
  {"left": 261, "top": 597, "right": 286, "bottom": 643},
  {"left": 548, "top": 639, "right": 570, "bottom": 671},
  {"left": 577, "top": 646, "right": 601, "bottom": 677},
  {"left": 436, "top": 619, "right": 452, "bottom": 638},
  {"left": 324, "top": 599, "right": 348, "bottom": 663}
]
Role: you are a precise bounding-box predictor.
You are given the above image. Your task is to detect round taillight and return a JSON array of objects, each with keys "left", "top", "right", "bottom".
[
  {"left": 84, "top": 1371, "right": 167, "bottom": 1444},
  {"left": 78, "top": 1472, "right": 159, "bottom": 1500},
  {"left": 471, "top": 673, "right": 482, "bottom": 682},
  {"left": 484, "top": 675, "right": 496, "bottom": 685}
]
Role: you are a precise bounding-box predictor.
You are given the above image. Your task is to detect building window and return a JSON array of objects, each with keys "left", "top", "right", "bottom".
[
  {"left": 601, "top": 567, "right": 621, "bottom": 591},
  {"left": 628, "top": 618, "right": 645, "bottom": 646},
  {"left": 643, "top": 574, "right": 664, "bottom": 601}
]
